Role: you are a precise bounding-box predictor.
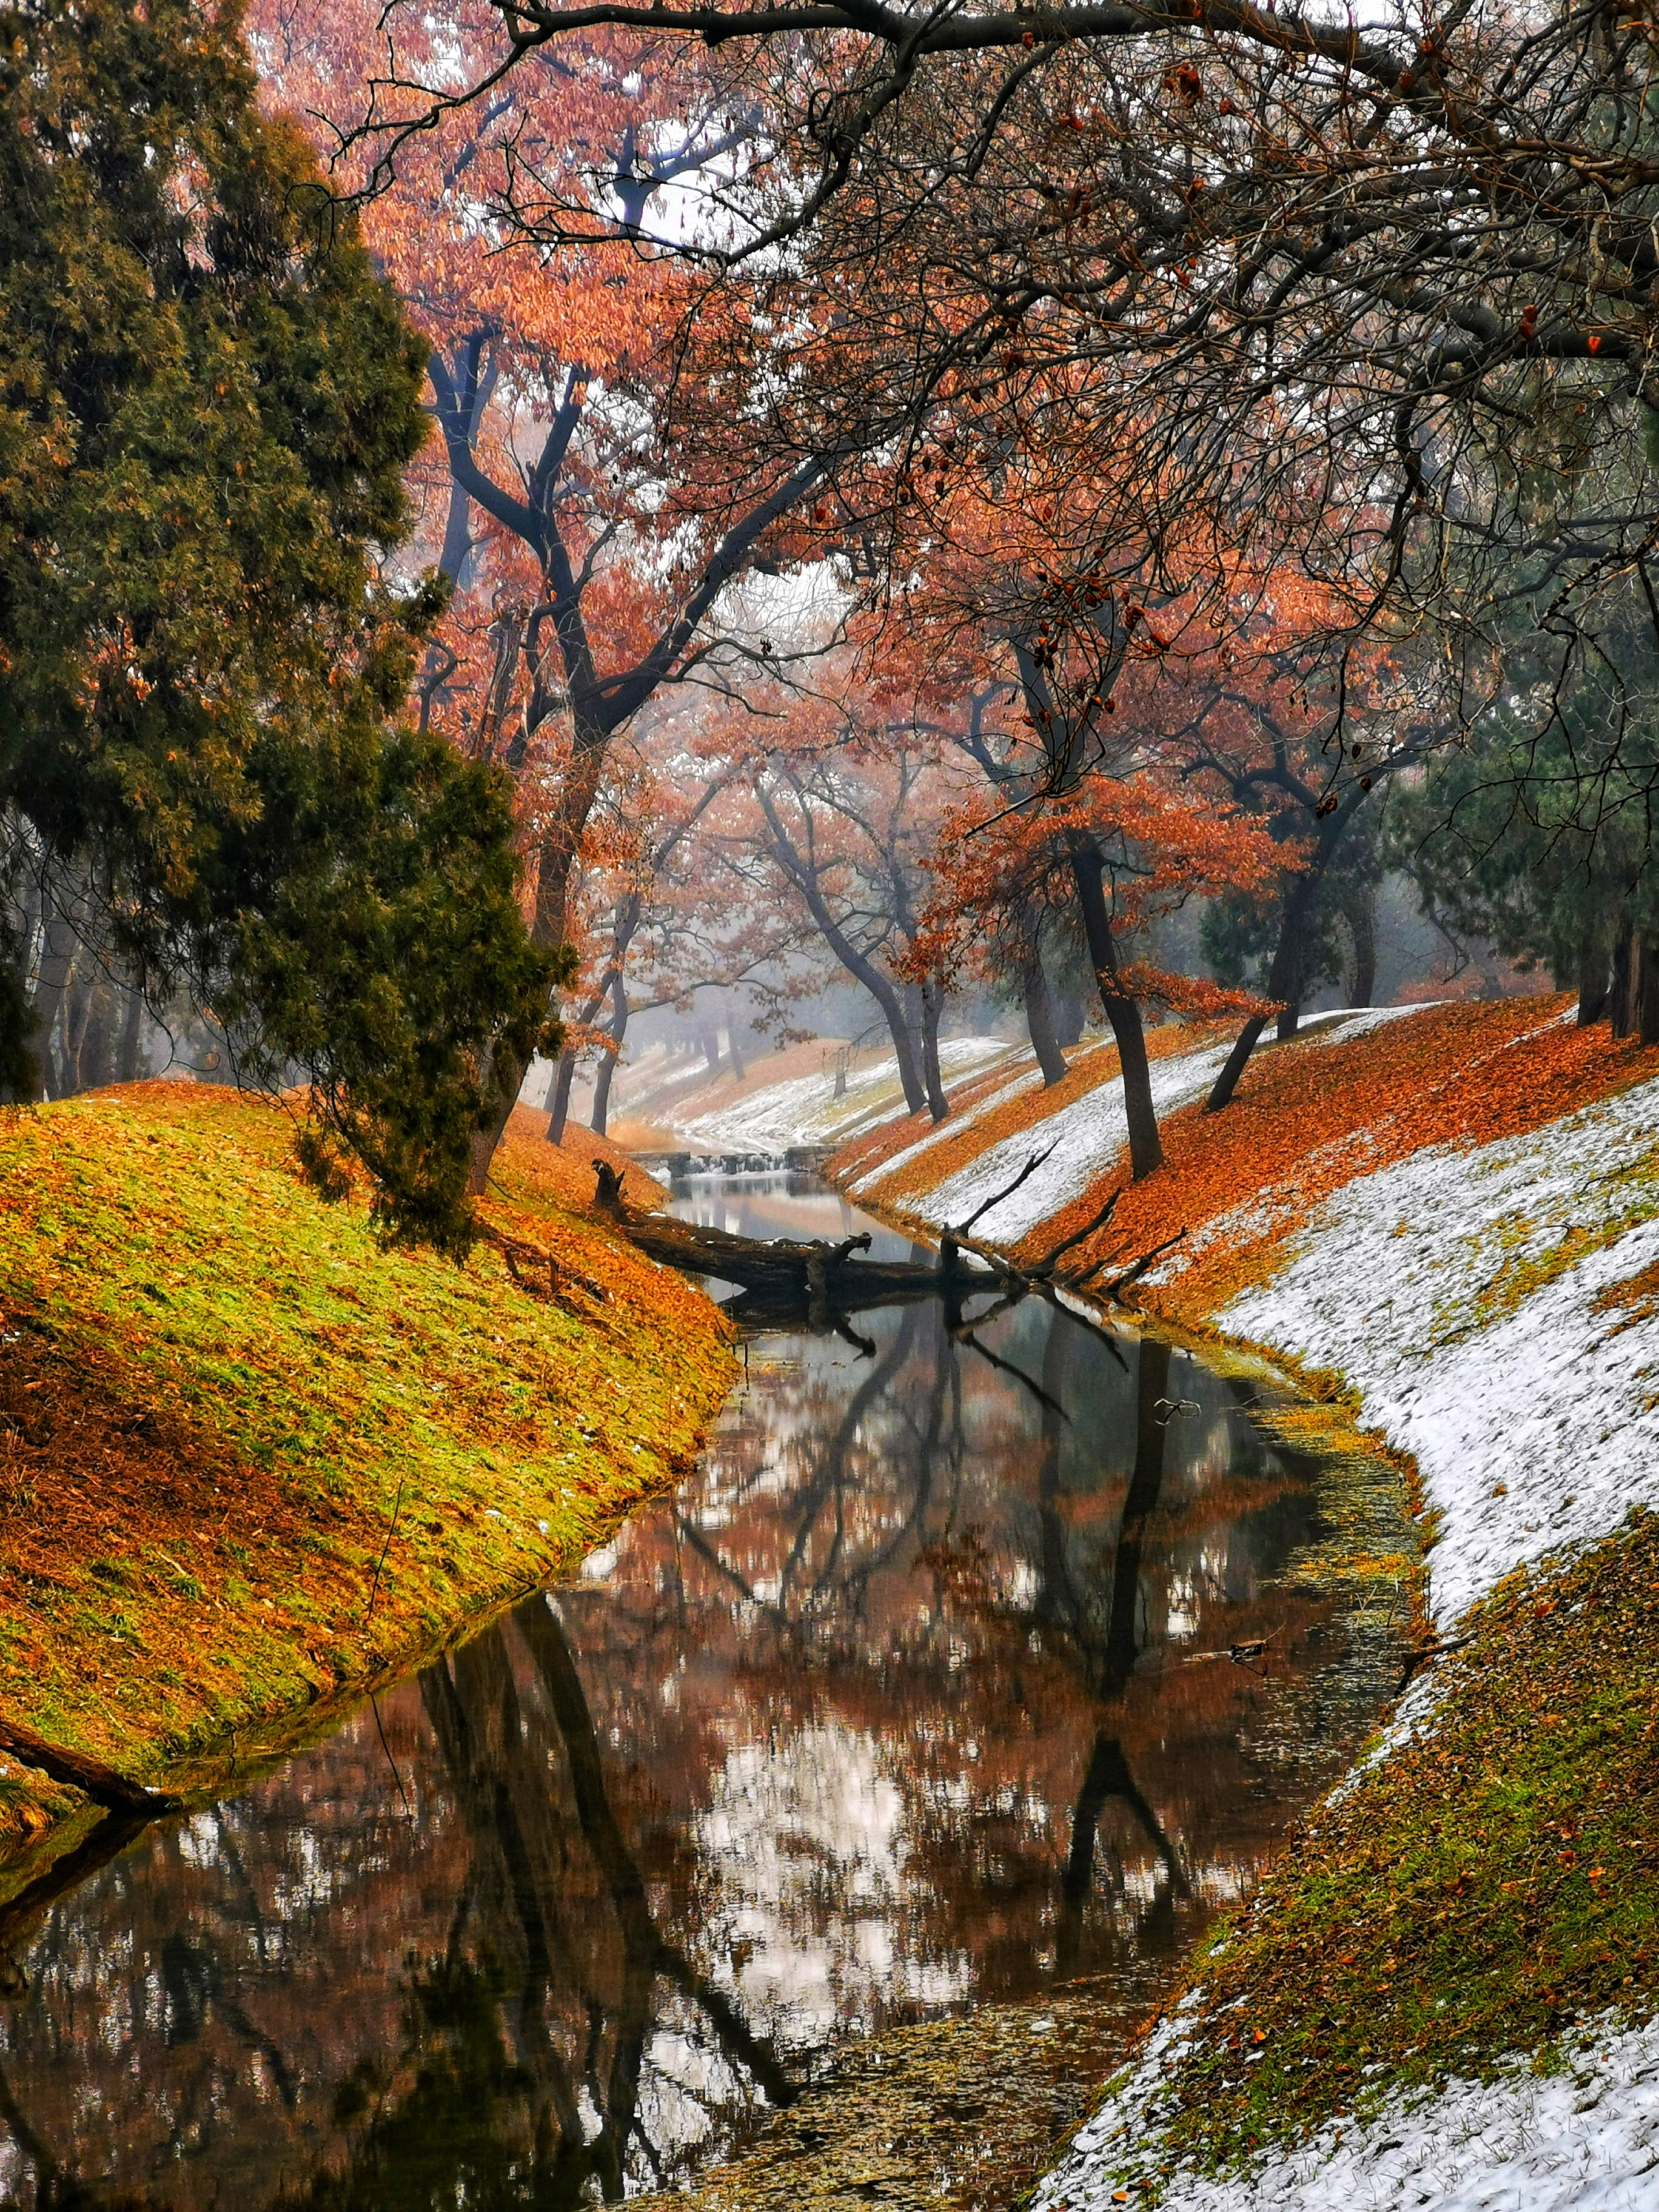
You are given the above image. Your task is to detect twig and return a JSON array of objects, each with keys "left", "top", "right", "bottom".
[
  {"left": 365, "top": 1474, "right": 404, "bottom": 1627},
  {"left": 1092, "top": 1228, "right": 1188, "bottom": 1301},
  {"left": 957, "top": 1141, "right": 1059, "bottom": 1235},
  {"left": 1032, "top": 1185, "right": 1122, "bottom": 1278}
]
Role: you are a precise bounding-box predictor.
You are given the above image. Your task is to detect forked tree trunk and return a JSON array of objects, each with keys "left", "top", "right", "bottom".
[
  {"left": 1066, "top": 835, "right": 1163, "bottom": 1181},
  {"left": 725, "top": 1004, "right": 746, "bottom": 1082},
  {"left": 1018, "top": 917, "right": 1068, "bottom": 1087}
]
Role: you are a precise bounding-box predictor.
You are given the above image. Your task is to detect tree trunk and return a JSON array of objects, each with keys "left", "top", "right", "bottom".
[
  {"left": 1612, "top": 923, "right": 1637, "bottom": 1039},
  {"left": 115, "top": 987, "right": 147, "bottom": 1081},
  {"left": 699, "top": 1028, "right": 722, "bottom": 1076},
  {"left": 1579, "top": 928, "right": 1611, "bottom": 1025},
  {"left": 591, "top": 1050, "right": 618, "bottom": 1136},
  {"left": 919, "top": 979, "right": 949, "bottom": 1122},
  {"left": 79, "top": 986, "right": 119, "bottom": 1092},
  {"left": 545, "top": 1050, "right": 578, "bottom": 1145},
  {"left": 1640, "top": 939, "right": 1659, "bottom": 1048},
  {"left": 1271, "top": 870, "right": 1323, "bottom": 1041},
  {"left": 1349, "top": 886, "right": 1376, "bottom": 1007},
  {"left": 1017, "top": 916, "right": 1068, "bottom": 1087},
  {"left": 468, "top": 708, "right": 616, "bottom": 1192},
  {"left": 725, "top": 1000, "right": 746, "bottom": 1082},
  {"left": 591, "top": 975, "right": 628, "bottom": 1138},
  {"left": 1065, "top": 836, "right": 1163, "bottom": 1180},
  {"left": 30, "top": 911, "right": 78, "bottom": 1100},
  {"left": 1205, "top": 1014, "right": 1269, "bottom": 1113}
]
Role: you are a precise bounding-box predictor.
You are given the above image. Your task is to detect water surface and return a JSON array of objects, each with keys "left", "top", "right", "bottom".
[{"left": 0, "top": 1173, "right": 1401, "bottom": 2208}]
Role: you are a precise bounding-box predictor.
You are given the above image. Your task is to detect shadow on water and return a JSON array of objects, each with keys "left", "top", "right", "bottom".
[{"left": 0, "top": 1172, "right": 1404, "bottom": 2210}]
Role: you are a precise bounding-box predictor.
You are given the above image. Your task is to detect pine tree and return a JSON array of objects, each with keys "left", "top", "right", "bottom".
[{"left": 0, "top": 0, "right": 554, "bottom": 1247}]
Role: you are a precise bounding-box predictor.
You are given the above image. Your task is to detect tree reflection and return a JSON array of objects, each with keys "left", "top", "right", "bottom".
[{"left": 0, "top": 1281, "right": 1389, "bottom": 2210}]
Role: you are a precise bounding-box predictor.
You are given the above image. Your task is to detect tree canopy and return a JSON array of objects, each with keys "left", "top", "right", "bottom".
[{"left": 0, "top": 0, "right": 555, "bottom": 1247}]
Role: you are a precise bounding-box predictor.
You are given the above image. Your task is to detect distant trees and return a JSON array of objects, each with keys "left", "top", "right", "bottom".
[
  {"left": 0, "top": 0, "right": 552, "bottom": 1248},
  {"left": 1392, "top": 577, "right": 1659, "bottom": 1041},
  {"left": 709, "top": 711, "right": 960, "bottom": 1121}
]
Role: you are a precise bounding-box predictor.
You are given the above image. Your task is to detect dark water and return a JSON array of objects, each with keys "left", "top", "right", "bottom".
[{"left": 0, "top": 1174, "right": 1401, "bottom": 2209}]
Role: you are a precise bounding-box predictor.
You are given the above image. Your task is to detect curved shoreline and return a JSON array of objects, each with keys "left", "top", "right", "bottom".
[
  {"left": 815, "top": 1002, "right": 1659, "bottom": 2210},
  {"left": 0, "top": 1083, "right": 736, "bottom": 1891}
]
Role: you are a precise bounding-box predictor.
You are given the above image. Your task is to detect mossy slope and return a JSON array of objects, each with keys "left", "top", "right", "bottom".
[{"left": 0, "top": 1084, "right": 733, "bottom": 1850}]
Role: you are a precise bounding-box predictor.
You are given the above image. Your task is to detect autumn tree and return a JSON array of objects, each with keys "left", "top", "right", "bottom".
[
  {"left": 543, "top": 726, "right": 792, "bottom": 1139},
  {"left": 344, "top": 0, "right": 1659, "bottom": 669},
  {"left": 253, "top": 0, "right": 838, "bottom": 1187},
  {"left": 0, "top": 0, "right": 552, "bottom": 1244},
  {"left": 696, "top": 677, "right": 963, "bottom": 1119}
]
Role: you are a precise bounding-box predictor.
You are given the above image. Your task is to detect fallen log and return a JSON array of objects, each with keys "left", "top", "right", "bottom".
[
  {"left": 591, "top": 1164, "right": 1000, "bottom": 1305},
  {"left": 0, "top": 1714, "right": 174, "bottom": 1814}
]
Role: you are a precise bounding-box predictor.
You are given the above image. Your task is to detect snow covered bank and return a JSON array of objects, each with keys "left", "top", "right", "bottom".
[
  {"left": 1037, "top": 2006, "right": 1659, "bottom": 2212},
  {"left": 645, "top": 1036, "right": 1022, "bottom": 1155},
  {"left": 817, "top": 997, "right": 1659, "bottom": 2212},
  {"left": 1215, "top": 1074, "right": 1659, "bottom": 1627}
]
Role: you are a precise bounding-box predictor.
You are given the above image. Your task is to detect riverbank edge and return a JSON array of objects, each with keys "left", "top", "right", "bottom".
[
  {"left": 0, "top": 1083, "right": 737, "bottom": 1896},
  {"left": 819, "top": 1034, "right": 1659, "bottom": 2208}
]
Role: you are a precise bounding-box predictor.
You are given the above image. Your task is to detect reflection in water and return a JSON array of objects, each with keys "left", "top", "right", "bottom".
[{"left": 0, "top": 1175, "right": 1399, "bottom": 2208}]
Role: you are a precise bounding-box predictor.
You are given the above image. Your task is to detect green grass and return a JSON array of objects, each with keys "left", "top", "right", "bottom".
[
  {"left": 0, "top": 1082, "right": 734, "bottom": 1845},
  {"left": 1080, "top": 1510, "right": 1659, "bottom": 2196}
]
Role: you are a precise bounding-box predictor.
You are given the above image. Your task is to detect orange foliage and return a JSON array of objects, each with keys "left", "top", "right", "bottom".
[{"left": 1017, "top": 1001, "right": 1659, "bottom": 1321}]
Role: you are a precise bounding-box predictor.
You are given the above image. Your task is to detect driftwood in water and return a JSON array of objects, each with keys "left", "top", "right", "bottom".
[
  {"left": 591, "top": 1159, "right": 1000, "bottom": 1311},
  {"left": 591, "top": 1153, "right": 1184, "bottom": 1322}
]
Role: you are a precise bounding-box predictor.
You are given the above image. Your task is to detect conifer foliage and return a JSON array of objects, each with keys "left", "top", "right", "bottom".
[{"left": 0, "top": 0, "right": 554, "bottom": 1247}]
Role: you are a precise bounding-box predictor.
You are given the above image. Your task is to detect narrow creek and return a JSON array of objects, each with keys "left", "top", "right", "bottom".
[{"left": 0, "top": 1172, "right": 1407, "bottom": 2209}]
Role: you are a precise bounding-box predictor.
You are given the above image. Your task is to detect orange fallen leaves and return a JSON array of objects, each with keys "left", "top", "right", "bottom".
[{"left": 986, "top": 997, "right": 1657, "bottom": 1319}]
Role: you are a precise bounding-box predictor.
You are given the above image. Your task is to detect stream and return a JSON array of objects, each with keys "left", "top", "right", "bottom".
[{"left": 0, "top": 1171, "right": 1405, "bottom": 2209}]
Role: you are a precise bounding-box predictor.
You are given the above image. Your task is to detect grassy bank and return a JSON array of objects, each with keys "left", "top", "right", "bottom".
[
  {"left": 1070, "top": 1515, "right": 1659, "bottom": 2197},
  {"left": 822, "top": 1000, "right": 1659, "bottom": 2205},
  {"left": 0, "top": 1082, "right": 734, "bottom": 1865}
]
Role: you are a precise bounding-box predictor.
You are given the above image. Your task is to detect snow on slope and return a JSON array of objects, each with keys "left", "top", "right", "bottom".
[
  {"left": 1217, "top": 1072, "right": 1659, "bottom": 1627},
  {"left": 668, "top": 1037, "right": 1019, "bottom": 1154},
  {"left": 899, "top": 1037, "right": 1235, "bottom": 1239},
  {"left": 848, "top": 1056, "right": 1047, "bottom": 1195},
  {"left": 867, "top": 1007, "right": 1438, "bottom": 1239},
  {"left": 837, "top": 1005, "right": 1659, "bottom": 2212},
  {"left": 1036, "top": 2006, "right": 1659, "bottom": 2212}
]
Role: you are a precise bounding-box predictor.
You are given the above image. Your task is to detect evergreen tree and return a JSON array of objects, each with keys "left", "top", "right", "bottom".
[
  {"left": 1392, "top": 581, "right": 1659, "bottom": 1039},
  {"left": 0, "top": 0, "right": 553, "bottom": 1247}
]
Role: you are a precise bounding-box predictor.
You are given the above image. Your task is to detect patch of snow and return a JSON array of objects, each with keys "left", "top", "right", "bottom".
[
  {"left": 849, "top": 1053, "right": 1047, "bottom": 1194},
  {"left": 1220, "top": 1074, "right": 1659, "bottom": 1627},
  {"left": 1035, "top": 2008, "right": 1659, "bottom": 2212},
  {"left": 907, "top": 1041, "right": 1236, "bottom": 1242},
  {"left": 669, "top": 1037, "right": 1018, "bottom": 1153}
]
